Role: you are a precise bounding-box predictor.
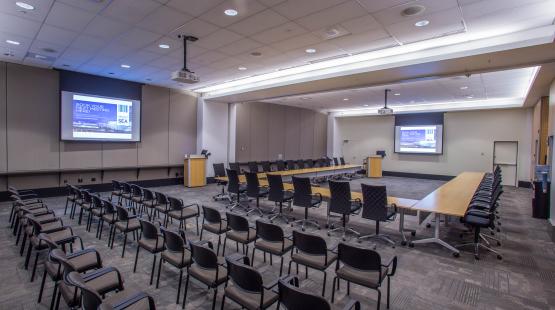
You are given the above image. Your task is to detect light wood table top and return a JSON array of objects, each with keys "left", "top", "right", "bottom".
[
  {"left": 266, "top": 164, "right": 362, "bottom": 177},
  {"left": 411, "top": 171, "right": 485, "bottom": 217}
]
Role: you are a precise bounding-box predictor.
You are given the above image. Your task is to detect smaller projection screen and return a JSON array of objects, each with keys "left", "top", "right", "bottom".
[
  {"left": 60, "top": 91, "right": 141, "bottom": 142},
  {"left": 394, "top": 125, "right": 443, "bottom": 154}
]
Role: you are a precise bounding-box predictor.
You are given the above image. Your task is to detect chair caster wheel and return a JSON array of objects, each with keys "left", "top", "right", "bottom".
[
  {"left": 391, "top": 245, "right": 395, "bottom": 249},
  {"left": 342, "top": 238, "right": 346, "bottom": 242},
  {"left": 459, "top": 233, "right": 464, "bottom": 238},
  {"left": 426, "top": 224, "right": 431, "bottom": 228},
  {"left": 496, "top": 255, "right": 502, "bottom": 260},
  {"left": 302, "top": 228, "right": 305, "bottom": 232},
  {"left": 453, "top": 252, "right": 460, "bottom": 258},
  {"left": 409, "top": 242, "right": 414, "bottom": 248},
  {"left": 401, "top": 241, "right": 407, "bottom": 246},
  {"left": 411, "top": 231, "right": 416, "bottom": 237},
  {"left": 474, "top": 255, "right": 480, "bottom": 260},
  {"left": 496, "top": 241, "right": 501, "bottom": 246}
]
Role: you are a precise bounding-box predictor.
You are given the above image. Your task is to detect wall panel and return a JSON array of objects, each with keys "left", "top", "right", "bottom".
[
  {"left": 138, "top": 85, "right": 170, "bottom": 166},
  {"left": 235, "top": 103, "right": 251, "bottom": 162},
  {"left": 169, "top": 90, "right": 197, "bottom": 164},
  {"left": 299, "top": 109, "right": 315, "bottom": 158},
  {"left": 0, "top": 62, "right": 6, "bottom": 172},
  {"left": 284, "top": 106, "right": 301, "bottom": 159},
  {"left": 267, "top": 104, "right": 286, "bottom": 160},
  {"left": 250, "top": 102, "right": 269, "bottom": 161},
  {"left": 102, "top": 142, "right": 138, "bottom": 167},
  {"left": 313, "top": 113, "right": 327, "bottom": 158},
  {"left": 7, "top": 64, "right": 59, "bottom": 172},
  {"left": 60, "top": 142, "right": 102, "bottom": 169}
]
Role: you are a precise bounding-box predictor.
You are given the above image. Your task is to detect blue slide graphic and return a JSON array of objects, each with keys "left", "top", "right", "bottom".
[{"left": 72, "top": 99, "right": 131, "bottom": 135}]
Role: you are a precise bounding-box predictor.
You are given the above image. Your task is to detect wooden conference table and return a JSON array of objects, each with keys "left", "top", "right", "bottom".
[{"left": 216, "top": 164, "right": 362, "bottom": 183}]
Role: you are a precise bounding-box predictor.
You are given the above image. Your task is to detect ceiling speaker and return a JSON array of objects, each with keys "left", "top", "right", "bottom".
[{"left": 402, "top": 5, "right": 426, "bottom": 17}]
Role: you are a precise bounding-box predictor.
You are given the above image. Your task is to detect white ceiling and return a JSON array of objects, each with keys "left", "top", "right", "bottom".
[
  {"left": 261, "top": 66, "right": 540, "bottom": 114},
  {"left": 0, "top": 0, "right": 553, "bottom": 91}
]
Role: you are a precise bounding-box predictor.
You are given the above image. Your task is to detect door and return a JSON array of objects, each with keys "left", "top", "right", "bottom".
[{"left": 493, "top": 141, "right": 518, "bottom": 186}]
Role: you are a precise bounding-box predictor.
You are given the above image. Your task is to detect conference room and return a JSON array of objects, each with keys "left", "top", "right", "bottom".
[{"left": 1, "top": 0, "right": 554, "bottom": 309}]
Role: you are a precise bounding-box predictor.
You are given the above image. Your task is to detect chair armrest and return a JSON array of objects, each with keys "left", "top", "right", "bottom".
[
  {"left": 284, "top": 234, "right": 293, "bottom": 241},
  {"left": 225, "top": 253, "right": 248, "bottom": 266},
  {"left": 82, "top": 266, "right": 122, "bottom": 285},
  {"left": 382, "top": 256, "right": 397, "bottom": 276},
  {"left": 194, "top": 240, "right": 213, "bottom": 250},
  {"left": 342, "top": 299, "right": 361, "bottom": 310},
  {"left": 329, "top": 243, "right": 339, "bottom": 253},
  {"left": 312, "top": 192, "right": 323, "bottom": 203},
  {"left": 66, "top": 247, "right": 99, "bottom": 260},
  {"left": 263, "top": 278, "right": 279, "bottom": 290},
  {"left": 127, "top": 215, "right": 138, "bottom": 220},
  {"left": 111, "top": 292, "right": 151, "bottom": 310}
]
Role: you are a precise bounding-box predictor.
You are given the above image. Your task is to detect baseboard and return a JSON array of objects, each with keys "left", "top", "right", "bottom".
[
  {"left": 518, "top": 181, "right": 532, "bottom": 188},
  {"left": 382, "top": 171, "right": 454, "bottom": 181},
  {"left": 0, "top": 177, "right": 183, "bottom": 202},
  {"left": 550, "top": 218, "right": 555, "bottom": 243}
]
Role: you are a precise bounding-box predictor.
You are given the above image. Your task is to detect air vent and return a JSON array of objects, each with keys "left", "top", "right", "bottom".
[
  {"left": 26, "top": 52, "right": 55, "bottom": 62},
  {"left": 315, "top": 25, "right": 350, "bottom": 40},
  {"left": 41, "top": 47, "right": 57, "bottom": 53},
  {"left": 402, "top": 5, "right": 425, "bottom": 17}
]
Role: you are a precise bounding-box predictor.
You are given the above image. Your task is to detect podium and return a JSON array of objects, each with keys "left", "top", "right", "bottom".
[
  {"left": 184, "top": 155, "right": 206, "bottom": 187},
  {"left": 367, "top": 155, "right": 382, "bottom": 178}
]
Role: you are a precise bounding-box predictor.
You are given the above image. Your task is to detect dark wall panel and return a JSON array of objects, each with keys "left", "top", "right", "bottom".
[
  {"left": 267, "top": 104, "right": 286, "bottom": 160},
  {"left": 299, "top": 109, "right": 315, "bottom": 158},
  {"left": 138, "top": 85, "right": 169, "bottom": 166},
  {"left": 235, "top": 103, "right": 251, "bottom": 162},
  {"left": 250, "top": 102, "right": 269, "bottom": 161},
  {"left": 284, "top": 106, "right": 301, "bottom": 160},
  {"left": 0, "top": 62, "right": 6, "bottom": 172},
  {"left": 169, "top": 89, "right": 197, "bottom": 164}
]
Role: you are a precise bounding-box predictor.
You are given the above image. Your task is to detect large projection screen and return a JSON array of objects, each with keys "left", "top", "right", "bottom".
[
  {"left": 394, "top": 125, "right": 443, "bottom": 154},
  {"left": 61, "top": 91, "right": 141, "bottom": 142}
]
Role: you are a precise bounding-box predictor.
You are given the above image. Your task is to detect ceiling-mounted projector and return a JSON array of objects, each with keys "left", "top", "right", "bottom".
[
  {"left": 378, "top": 89, "right": 394, "bottom": 115},
  {"left": 171, "top": 35, "right": 199, "bottom": 84}
]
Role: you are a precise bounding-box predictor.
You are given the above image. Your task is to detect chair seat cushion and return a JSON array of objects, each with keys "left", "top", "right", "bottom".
[
  {"left": 161, "top": 249, "right": 191, "bottom": 268},
  {"left": 225, "top": 285, "right": 278, "bottom": 310},
  {"left": 255, "top": 239, "right": 292, "bottom": 255},
  {"left": 131, "top": 196, "right": 143, "bottom": 203},
  {"left": 188, "top": 265, "right": 227, "bottom": 286},
  {"left": 203, "top": 221, "right": 228, "bottom": 234},
  {"left": 139, "top": 237, "right": 165, "bottom": 253},
  {"left": 59, "top": 268, "right": 120, "bottom": 306},
  {"left": 168, "top": 207, "right": 199, "bottom": 220},
  {"left": 101, "top": 213, "right": 116, "bottom": 223},
  {"left": 291, "top": 250, "right": 337, "bottom": 270},
  {"left": 155, "top": 204, "right": 168, "bottom": 213},
  {"left": 80, "top": 202, "right": 93, "bottom": 210},
  {"left": 336, "top": 265, "right": 388, "bottom": 288},
  {"left": 31, "top": 228, "right": 73, "bottom": 249},
  {"left": 227, "top": 228, "right": 257, "bottom": 244},
  {"left": 115, "top": 218, "right": 141, "bottom": 232},
  {"left": 99, "top": 290, "right": 152, "bottom": 310}
]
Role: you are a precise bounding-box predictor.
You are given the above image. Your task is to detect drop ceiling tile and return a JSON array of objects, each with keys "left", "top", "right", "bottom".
[
  {"left": 29, "top": 39, "right": 65, "bottom": 57},
  {"left": 250, "top": 22, "right": 307, "bottom": 44},
  {"left": 144, "top": 36, "right": 181, "bottom": 54},
  {"left": 198, "top": 0, "right": 267, "bottom": 27},
  {"left": 36, "top": 25, "right": 78, "bottom": 47},
  {"left": 295, "top": 1, "right": 367, "bottom": 31},
  {"left": 372, "top": 0, "right": 458, "bottom": 26},
  {"left": 138, "top": 5, "right": 193, "bottom": 35},
  {"left": 149, "top": 55, "right": 182, "bottom": 69},
  {"left": 57, "top": 0, "right": 110, "bottom": 13},
  {"left": 0, "top": 31, "right": 32, "bottom": 51},
  {"left": 0, "top": 12, "right": 42, "bottom": 38},
  {"left": 208, "top": 57, "right": 243, "bottom": 70},
  {"left": 102, "top": 0, "right": 161, "bottom": 24},
  {"left": 356, "top": 0, "right": 412, "bottom": 13},
  {"left": 0, "top": 0, "right": 53, "bottom": 22},
  {"left": 0, "top": 47, "right": 25, "bottom": 61},
  {"left": 83, "top": 15, "right": 131, "bottom": 41},
  {"left": 285, "top": 41, "right": 344, "bottom": 61},
  {"left": 460, "top": 0, "right": 548, "bottom": 19},
  {"left": 123, "top": 50, "right": 161, "bottom": 66},
  {"left": 23, "top": 56, "right": 53, "bottom": 68},
  {"left": 169, "top": 18, "right": 220, "bottom": 38},
  {"left": 219, "top": 38, "right": 263, "bottom": 56},
  {"left": 118, "top": 28, "right": 160, "bottom": 49},
  {"left": 270, "top": 33, "right": 322, "bottom": 52},
  {"left": 59, "top": 47, "right": 96, "bottom": 62},
  {"left": 166, "top": 0, "right": 225, "bottom": 16},
  {"left": 227, "top": 9, "right": 288, "bottom": 36},
  {"left": 328, "top": 29, "right": 395, "bottom": 53},
  {"left": 235, "top": 45, "right": 282, "bottom": 62},
  {"left": 340, "top": 14, "right": 382, "bottom": 34},
  {"left": 70, "top": 35, "right": 107, "bottom": 52},
  {"left": 45, "top": 2, "right": 96, "bottom": 32},
  {"left": 258, "top": 0, "right": 287, "bottom": 6},
  {"left": 191, "top": 50, "right": 227, "bottom": 65},
  {"left": 195, "top": 28, "right": 243, "bottom": 50},
  {"left": 273, "top": 0, "right": 347, "bottom": 20}
]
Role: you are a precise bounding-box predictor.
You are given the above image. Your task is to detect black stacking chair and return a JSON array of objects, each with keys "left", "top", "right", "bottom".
[
  {"left": 291, "top": 176, "right": 322, "bottom": 231},
  {"left": 134, "top": 219, "right": 164, "bottom": 285},
  {"left": 227, "top": 168, "right": 248, "bottom": 212},
  {"left": 141, "top": 188, "right": 158, "bottom": 218},
  {"left": 87, "top": 194, "right": 104, "bottom": 233},
  {"left": 76, "top": 189, "right": 93, "bottom": 225},
  {"left": 261, "top": 161, "right": 272, "bottom": 172},
  {"left": 229, "top": 162, "right": 241, "bottom": 173},
  {"left": 64, "top": 184, "right": 78, "bottom": 216},
  {"left": 245, "top": 171, "right": 269, "bottom": 216},
  {"left": 296, "top": 160, "right": 305, "bottom": 169},
  {"left": 278, "top": 276, "right": 361, "bottom": 310},
  {"left": 267, "top": 174, "right": 294, "bottom": 223},
  {"left": 183, "top": 242, "right": 228, "bottom": 310},
  {"left": 109, "top": 180, "right": 123, "bottom": 204},
  {"left": 200, "top": 205, "right": 229, "bottom": 255},
  {"left": 253, "top": 220, "right": 293, "bottom": 275},
  {"left": 224, "top": 212, "right": 257, "bottom": 256},
  {"left": 340, "top": 157, "right": 346, "bottom": 165},
  {"left": 222, "top": 254, "right": 279, "bottom": 309},
  {"left": 327, "top": 181, "right": 362, "bottom": 241},
  {"left": 213, "top": 163, "right": 230, "bottom": 201},
  {"left": 154, "top": 191, "right": 170, "bottom": 221},
  {"left": 248, "top": 161, "right": 259, "bottom": 173},
  {"left": 157, "top": 227, "right": 192, "bottom": 304},
  {"left": 288, "top": 230, "right": 337, "bottom": 297},
  {"left": 276, "top": 160, "right": 286, "bottom": 171},
  {"left": 305, "top": 159, "right": 314, "bottom": 168},
  {"left": 130, "top": 184, "right": 144, "bottom": 210},
  {"left": 331, "top": 243, "right": 397, "bottom": 310},
  {"left": 333, "top": 157, "right": 339, "bottom": 166},
  {"left": 166, "top": 196, "right": 200, "bottom": 234},
  {"left": 120, "top": 182, "right": 133, "bottom": 206},
  {"left": 358, "top": 184, "right": 397, "bottom": 247},
  {"left": 97, "top": 199, "right": 117, "bottom": 240},
  {"left": 286, "top": 160, "right": 296, "bottom": 170},
  {"left": 111, "top": 205, "right": 141, "bottom": 258}
]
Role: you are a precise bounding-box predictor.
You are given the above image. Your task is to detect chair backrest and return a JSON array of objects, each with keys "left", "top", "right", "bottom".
[
  {"left": 102, "top": 199, "right": 116, "bottom": 214},
  {"left": 261, "top": 161, "right": 272, "bottom": 172},
  {"left": 190, "top": 242, "right": 218, "bottom": 269},
  {"left": 248, "top": 162, "right": 259, "bottom": 173},
  {"left": 111, "top": 180, "right": 122, "bottom": 192},
  {"left": 91, "top": 194, "right": 103, "bottom": 209},
  {"left": 121, "top": 182, "right": 132, "bottom": 193},
  {"left": 115, "top": 205, "right": 130, "bottom": 221},
  {"left": 213, "top": 163, "right": 226, "bottom": 177},
  {"left": 168, "top": 196, "right": 183, "bottom": 211},
  {"left": 161, "top": 227, "right": 187, "bottom": 253},
  {"left": 292, "top": 230, "right": 326, "bottom": 256},
  {"left": 226, "top": 212, "right": 249, "bottom": 232},
  {"left": 66, "top": 271, "right": 103, "bottom": 310},
  {"left": 276, "top": 160, "right": 286, "bottom": 171},
  {"left": 337, "top": 242, "right": 382, "bottom": 272},
  {"left": 304, "top": 159, "right": 313, "bottom": 168},
  {"left": 328, "top": 180, "right": 353, "bottom": 214},
  {"left": 333, "top": 157, "right": 339, "bottom": 166},
  {"left": 130, "top": 184, "right": 143, "bottom": 196},
  {"left": 245, "top": 172, "right": 261, "bottom": 197},
  {"left": 292, "top": 176, "right": 313, "bottom": 208},
  {"left": 142, "top": 188, "right": 155, "bottom": 201},
  {"left": 140, "top": 219, "right": 159, "bottom": 240},
  {"left": 278, "top": 277, "right": 332, "bottom": 310},
  {"left": 155, "top": 191, "right": 169, "bottom": 205},
  {"left": 296, "top": 160, "right": 305, "bottom": 169},
  {"left": 81, "top": 190, "right": 93, "bottom": 203},
  {"left": 256, "top": 220, "right": 283, "bottom": 243},
  {"left": 286, "top": 160, "right": 296, "bottom": 170},
  {"left": 226, "top": 256, "right": 263, "bottom": 294},
  {"left": 226, "top": 168, "right": 241, "bottom": 194},
  {"left": 361, "top": 184, "right": 388, "bottom": 221},
  {"left": 202, "top": 206, "right": 222, "bottom": 224},
  {"left": 267, "top": 174, "right": 285, "bottom": 202},
  {"left": 340, "top": 157, "right": 346, "bottom": 165},
  {"left": 229, "top": 162, "right": 241, "bottom": 173}
]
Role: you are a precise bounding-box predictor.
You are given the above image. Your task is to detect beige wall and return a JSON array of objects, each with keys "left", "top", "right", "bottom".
[
  {"left": 0, "top": 62, "right": 198, "bottom": 190},
  {"left": 235, "top": 102, "right": 327, "bottom": 162},
  {"left": 336, "top": 108, "right": 532, "bottom": 181}
]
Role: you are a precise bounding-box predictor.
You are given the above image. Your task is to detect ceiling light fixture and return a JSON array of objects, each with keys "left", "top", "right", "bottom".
[
  {"left": 394, "top": 93, "right": 400, "bottom": 96},
  {"left": 158, "top": 44, "right": 170, "bottom": 49},
  {"left": 238, "top": 66, "right": 247, "bottom": 71},
  {"left": 15, "top": 1, "right": 34, "bottom": 10},
  {"left": 415, "top": 20, "right": 430, "bottom": 27},
  {"left": 460, "top": 86, "right": 468, "bottom": 90},
  {"left": 343, "top": 98, "right": 349, "bottom": 101},
  {"left": 34, "top": 54, "right": 46, "bottom": 59},
  {"left": 224, "top": 9, "right": 238, "bottom": 16},
  {"left": 6, "top": 39, "right": 20, "bottom": 45},
  {"left": 305, "top": 48, "right": 316, "bottom": 53},
  {"left": 363, "top": 104, "right": 369, "bottom": 107},
  {"left": 301, "top": 97, "right": 311, "bottom": 100},
  {"left": 466, "top": 95, "right": 474, "bottom": 99},
  {"left": 120, "top": 64, "right": 131, "bottom": 69}
]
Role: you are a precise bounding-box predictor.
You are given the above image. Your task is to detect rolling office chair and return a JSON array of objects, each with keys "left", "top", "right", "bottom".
[
  {"left": 291, "top": 176, "right": 322, "bottom": 231},
  {"left": 276, "top": 160, "right": 286, "bottom": 171},
  {"left": 278, "top": 276, "right": 361, "bottom": 310},
  {"left": 296, "top": 159, "right": 305, "bottom": 169},
  {"left": 333, "top": 158, "right": 339, "bottom": 166},
  {"left": 358, "top": 184, "right": 397, "bottom": 247},
  {"left": 305, "top": 159, "right": 314, "bottom": 168},
  {"left": 286, "top": 160, "right": 296, "bottom": 170},
  {"left": 245, "top": 171, "right": 269, "bottom": 216},
  {"left": 229, "top": 162, "right": 241, "bottom": 173},
  {"left": 226, "top": 168, "right": 249, "bottom": 212},
  {"left": 248, "top": 161, "right": 259, "bottom": 173},
  {"left": 267, "top": 174, "right": 294, "bottom": 224},
  {"left": 261, "top": 161, "right": 272, "bottom": 172},
  {"left": 213, "top": 163, "right": 230, "bottom": 202},
  {"left": 327, "top": 181, "right": 362, "bottom": 241},
  {"left": 340, "top": 157, "right": 346, "bottom": 165}
]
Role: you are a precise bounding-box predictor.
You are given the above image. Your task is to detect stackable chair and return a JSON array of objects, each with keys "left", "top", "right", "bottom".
[
  {"left": 358, "top": 184, "right": 397, "bottom": 247},
  {"left": 76, "top": 189, "right": 94, "bottom": 225},
  {"left": 213, "top": 163, "right": 230, "bottom": 202},
  {"left": 120, "top": 182, "right": 133, "bottom": 206},
  {"left": 286, "top": 160, "right": 296, "bottom": 170},
  {"left": 245, "top": 171, "right": 269, "bottom": 216},
  {"left": 327, "top": 181, "right": 362, "bottom": 241},
  {"left": 267, "top": 174, "right": 294, "bottom": 224},
  {"left": 253, "top": 220, "right": 293, "bottom": 276},
  {"left": 224, "top": 212, "right": 257, "bottom": 256},
  {"left": 156, "top": 228, "right": 192, "bottom": 304},
  {"left": 248, "top": 161, "right": 259, "bottom": 173},
  {"left": 134, "top": 219, "right": 165, "bottom": 285},
  {"left": 278, "top": 276, "right": 361, "bottom": 310},
  {"left": 261, "top": 161, "right": 272, "bottom": 172},
  {"left": 64, "top": 184, "right": 78, "bottom": 216},
  {"left": 154, "top": 191, "right": 171, "bottom": 222},
  {"left": 109, "top": 180, "right": 123, "bottom": 203},
  {"left": 110, "top": 205, "right": 141, "bottom": 258},
  {"left": 141, "top": 188, "right": 158, "bottom": 218},
  {"left": 166, "top": 196, "right": 200, "bottom": 234},
  {"left": 97, "top": 199, "right": 117, "bottom": 241},
  {"left": 200, "top": 206, "right": 229, "bottom": 255},
  {"left": 87, "top": 194, "right": 104, "bottom": 233},
  {"left": 130, "top": 184, "right": 144, "bottom": 210},
  {"left": 331, "top": 243, "right": 397, "bottom": 310},
  {"left": 276, "top": 160, "right": 286, "bottom": 171},
  {"left": 291, "top": 176, "right": 322, "bottom": 231}
]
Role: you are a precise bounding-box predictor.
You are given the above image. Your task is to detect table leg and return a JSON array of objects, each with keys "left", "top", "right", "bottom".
[{"left": 410, "top": 213, "right": 460, "bottom": 256}]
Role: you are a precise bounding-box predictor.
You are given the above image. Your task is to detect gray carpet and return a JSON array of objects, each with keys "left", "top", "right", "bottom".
[{"left": 1, "top": 176, "right": 553, "bottom": 310}]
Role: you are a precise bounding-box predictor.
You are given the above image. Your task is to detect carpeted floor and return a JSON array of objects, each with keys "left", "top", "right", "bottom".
[{"left": 1, "top": 176, "right": 553, "bottom": 310}]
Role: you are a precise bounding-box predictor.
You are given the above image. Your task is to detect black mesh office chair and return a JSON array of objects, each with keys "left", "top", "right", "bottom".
[
  {"left": 213, "top": 163, "right": 230, "bottom": 202},
  {"left": 229, "top": 162, "right": 241, "bottom": 173},
  {"left": 291, "top": 176, "right": 322, "bottom": 231},
  {"left": 305, "top": 159, "right": 314, "bottom": 168},
  {"left": 276, "top": 160, "right": 286, "bottom": 171},
  {"left": 261, "top": 161, "right": 272, "bottom": 172},
  {"left": 296, "top": 160, "right": 305, "bottom": 169},
  {"left": 333, "top": 158, "right": 339, "bottom": 166},
  {"left": 278, "top": 276, "right": 361, "bottom": 310},
  {"left": 267, "top": 174, "right": 294, "bottom": 223},
  {"left": 245, "top": 171, "right": 269, "bottom": 216},
  {"left": 248, "top": 161, "right": 259, "bottom": 173},
  {"left": 327, "top": 181, "right": 362, "bottom": 241},
  {"left": 358, "top": 184, "right": 397, "bottom": 247},
  {"left": 227, "top": 168, "right": 248, "bottom": 212},
  {"left": 331, "top": 243, "right": 397, "bottom": 310},
  {"left": 286, "top": 160, "right": 296, "bottom": 170},
  {"left": 340, "top": 157, "right": 346, "bottom": 165}
]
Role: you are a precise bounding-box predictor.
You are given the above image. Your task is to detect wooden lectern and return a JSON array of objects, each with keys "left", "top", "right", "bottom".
[
  {"left": 184, "top": 155, "right": 206, "bottom": 187},
  {"left": 367, "top": 155, "right": 383, "bottom": 178}
]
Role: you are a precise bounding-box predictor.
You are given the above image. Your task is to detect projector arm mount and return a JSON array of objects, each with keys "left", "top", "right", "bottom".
[{"left": 178, "top": 35, "right": 198, "bottom": 73}]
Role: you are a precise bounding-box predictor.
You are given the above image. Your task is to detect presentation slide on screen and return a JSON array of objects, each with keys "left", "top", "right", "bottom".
[
  {"left": 61, "top": 91, "right": 141, "bottom": 142},
  {"left": 395, "top": 125, "right": 443, "bottom": 154}
]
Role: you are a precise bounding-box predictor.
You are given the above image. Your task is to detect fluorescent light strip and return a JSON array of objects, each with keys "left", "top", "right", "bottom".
[{"left": 195, "top": 25, "right": 554, "bottom": 97}]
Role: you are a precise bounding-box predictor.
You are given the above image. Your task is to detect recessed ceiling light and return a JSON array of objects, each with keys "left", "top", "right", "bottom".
[
  {"left": 460, "top": 86, "right": 468, "bottom": 90},
  {"left": 363, "top": 104, "right": 369, "bottom": 107},
  {"left": 238, "top": 66, "right": 247, "bottom": 71},
  {"left": 16, "top": 1, "right": 34, "bottom": 10},
  {"left": 305, "top": 48, "right": 316, "bottom": 54},
  {"left": 301, "top": 97, "right": 311, "bottom": 100},
  {"left": 34, "top": 54, "right": 46, "bottom": 59},
  {"left": 224, "top": 9, "right": 238, "bottom": 16},
  {"left": 343, "top": 98, "right": 349, "bottom": 101},
  {"left": 415, "top": 20, "right": 430, "bottom": 27},
  {"left": 120, "top": 64, "right": 131, "bottom": 69},
  {"left": 62, "top": 64, "right": 70, "bottom": 67},
  {"left": 394, "top": 93, "right": 401, "bottom": 96},
  {"left": 158, "top": 44, "right": 170, "bottom": 49},
  {"left": 466, "top": 95, "right": 474, "bottom": 99},
  {"left": 6, "top": 39, "right": 20, "bottom": 45}
]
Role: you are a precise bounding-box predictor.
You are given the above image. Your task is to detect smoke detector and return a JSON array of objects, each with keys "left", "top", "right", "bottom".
[{"left": 401, "top": 5, "right": 426, "bottom": 17}]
